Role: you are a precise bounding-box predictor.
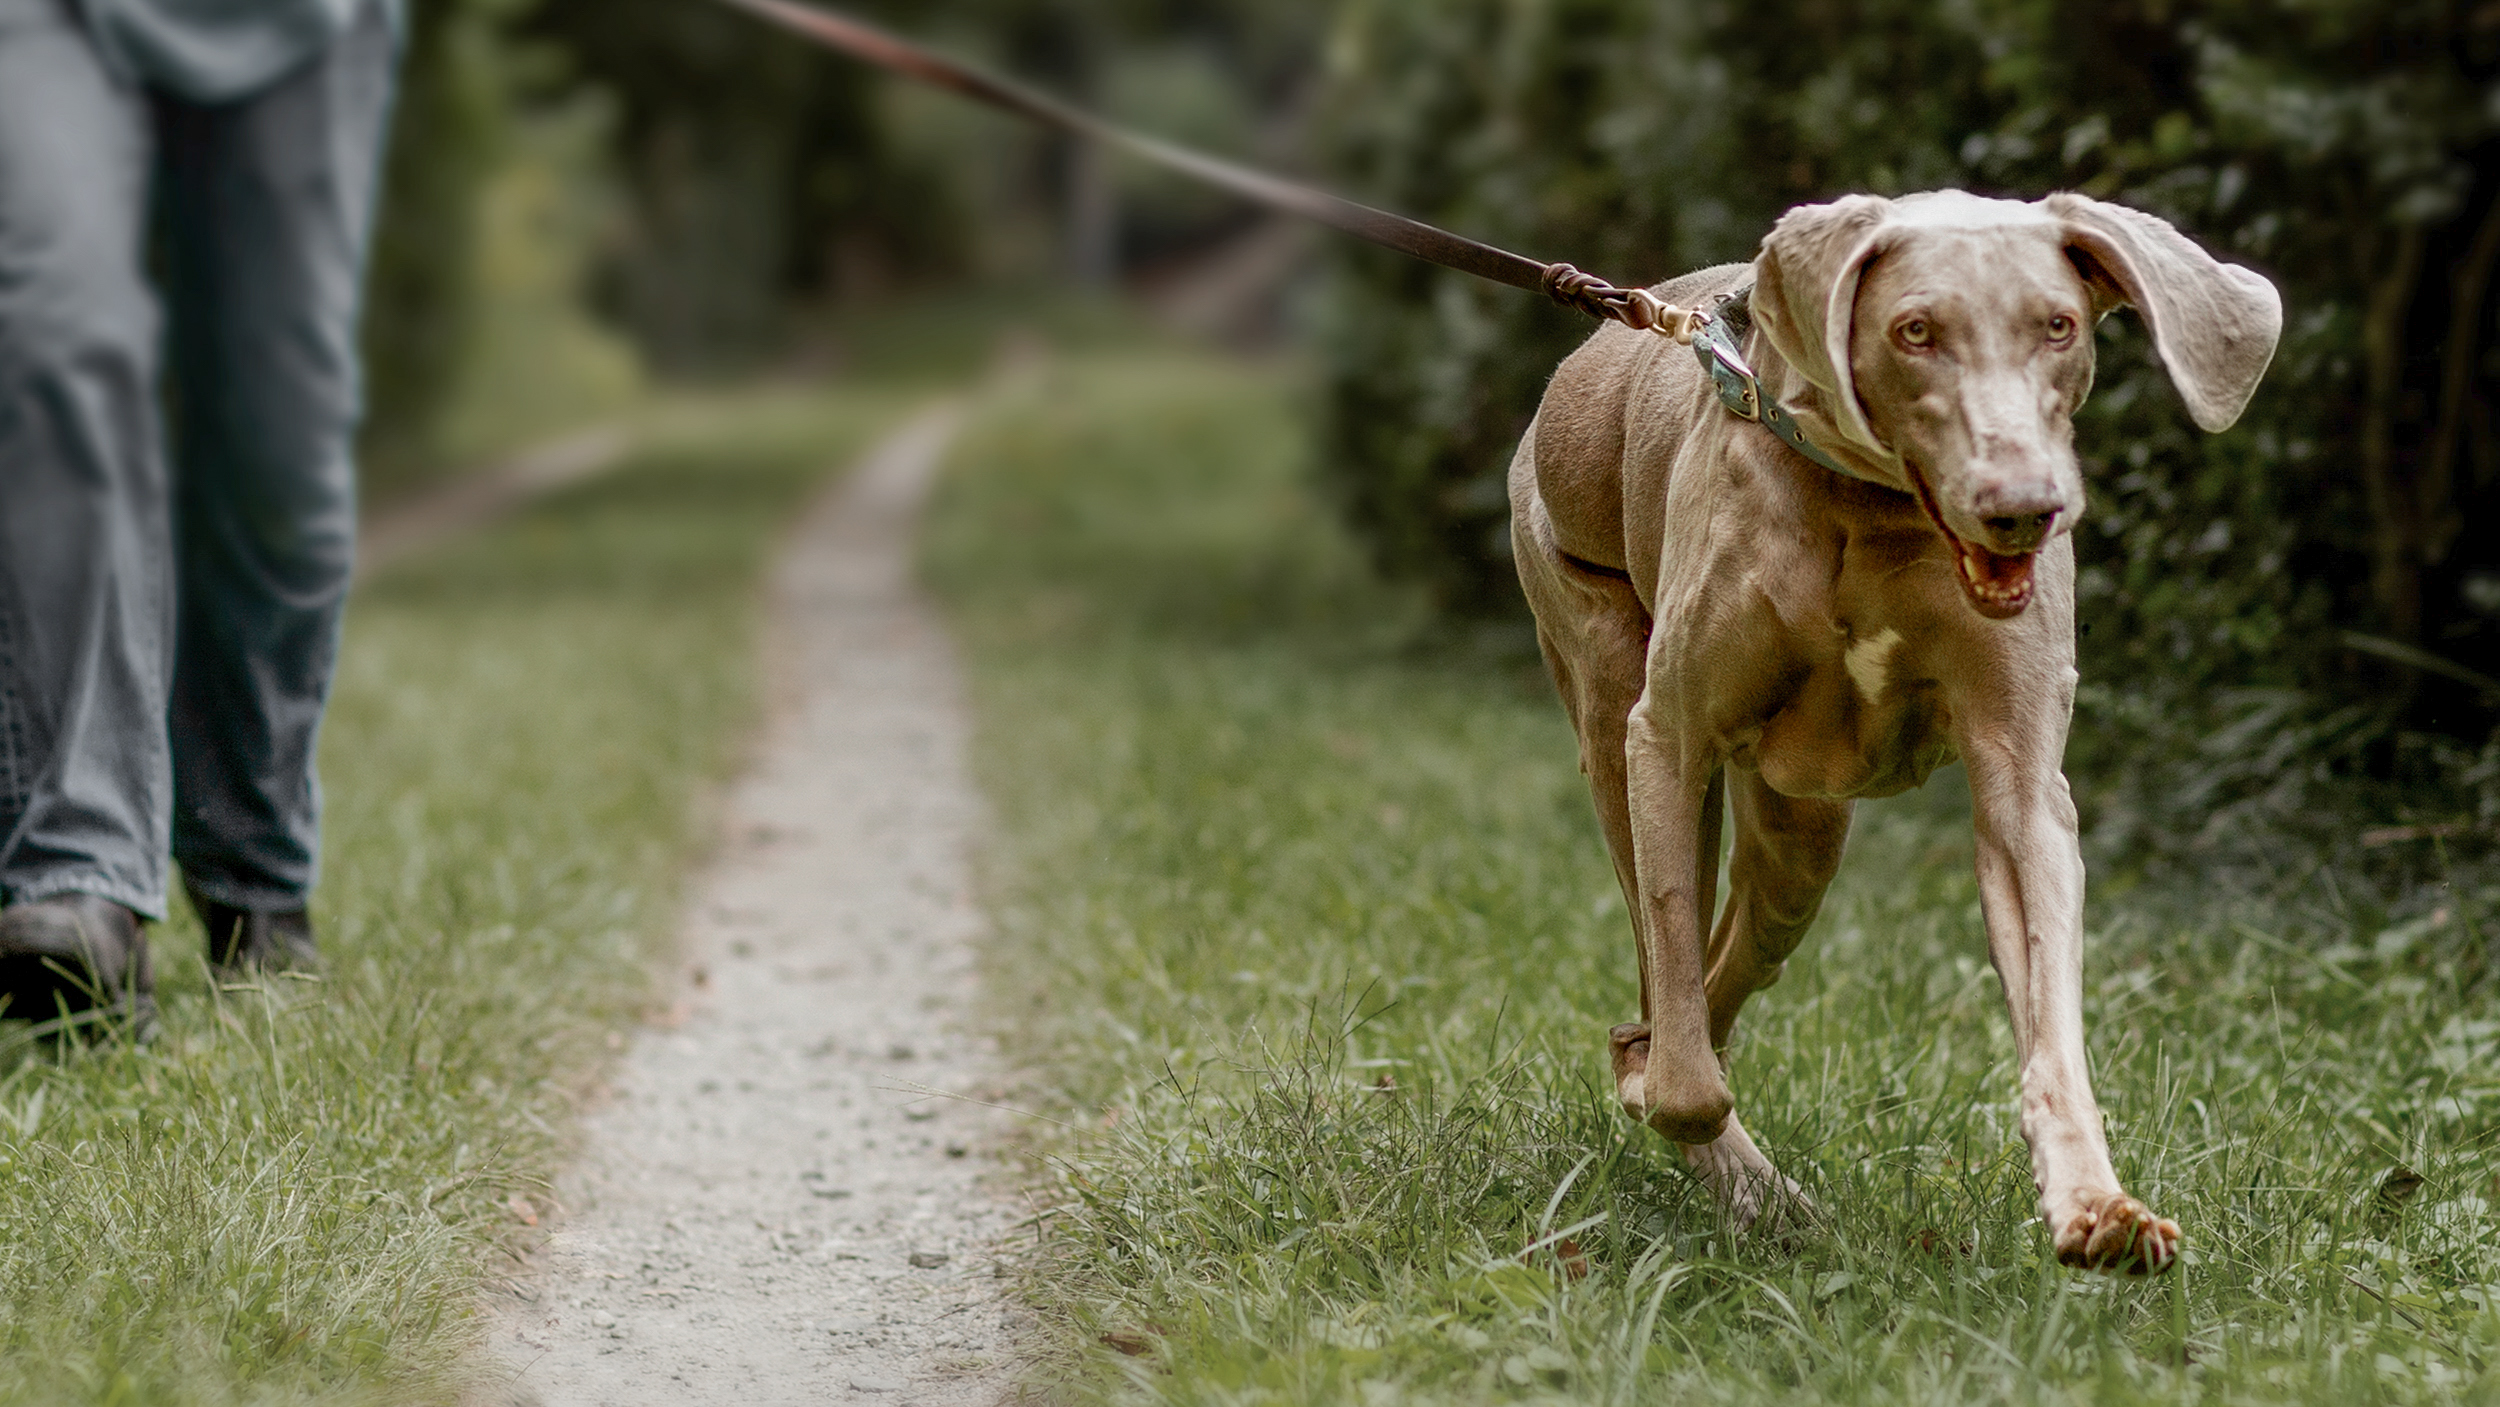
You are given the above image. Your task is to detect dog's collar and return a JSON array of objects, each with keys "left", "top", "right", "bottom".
[{"left": 1691, "top": 288, "right": 1875, "bottom": 483}]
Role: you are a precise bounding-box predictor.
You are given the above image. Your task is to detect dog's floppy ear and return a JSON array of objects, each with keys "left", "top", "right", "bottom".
[
  {"left": 1752, "top": 195, "right": 1896, "bottom": 454},
  {"left": 2046, "top": 193, "right": 2282, "bottom": 432}
]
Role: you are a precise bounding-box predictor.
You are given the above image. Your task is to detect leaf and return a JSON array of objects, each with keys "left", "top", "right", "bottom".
[
  {"left": 1913, "top": 1227, "right": 1970, "bottom": 1258},
  {"left": 2375, "top": 1165, "right": 2426, "bottom": 1212}
]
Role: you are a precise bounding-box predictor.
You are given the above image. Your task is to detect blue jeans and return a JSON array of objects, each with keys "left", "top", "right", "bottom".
[{"left": 0, "top": 0, "right": 395, "bottom": 918}]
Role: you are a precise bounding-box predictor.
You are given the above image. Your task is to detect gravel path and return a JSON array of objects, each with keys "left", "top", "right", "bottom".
[{"left": 488, "top": 403, "right": 1024, "bottom": 1406}]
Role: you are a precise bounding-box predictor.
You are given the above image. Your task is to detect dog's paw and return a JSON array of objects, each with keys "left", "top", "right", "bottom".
[
  {"left": 1607, "top": 1021, "right": 1731, "bottom": 1144},
  {"left": 2049, "top": 1191, "right": 2180, "bottom": 1275},
  {"left": 1711, "top": 1162, "right": 1820, "bottom": 1242}
]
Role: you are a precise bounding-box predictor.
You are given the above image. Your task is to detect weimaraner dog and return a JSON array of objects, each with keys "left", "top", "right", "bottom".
[{"left": 1509, "top": 191, "right": 2281, "bottom": 1272}]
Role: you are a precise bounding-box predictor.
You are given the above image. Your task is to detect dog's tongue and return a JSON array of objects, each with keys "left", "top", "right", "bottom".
[
  {"left": 1953, "top": 541, "right": 2036, "bottom": 619},
  {"left": 1903, "top": 462, "right": 2040, "bottom": 619}
]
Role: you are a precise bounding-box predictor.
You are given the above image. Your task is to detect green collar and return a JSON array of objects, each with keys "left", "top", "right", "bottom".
[{"left": 1691, "top": 289, "right": 1877, "bottom": 483}]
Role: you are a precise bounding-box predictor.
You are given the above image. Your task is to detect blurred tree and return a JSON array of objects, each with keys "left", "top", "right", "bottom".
[
  {"left": 934, "top": 0, "right": 1329, "bottom": 275},
  {"left": 517, "top": 0, "right": 967, "bottom": 372},
  {"left": 360, "top": 0, "right": 1332, "bottom": 465},
  {"left": 361, "top": 0, "right": 519, "bottom": 474},
  {"left": 513, "top": 0, "right": 1325, "bottom": 367}
]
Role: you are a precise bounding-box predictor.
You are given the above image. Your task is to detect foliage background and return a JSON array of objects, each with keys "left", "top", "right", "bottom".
[{"left": 356, "top": 0, "right": 2500, "bottom": 887}]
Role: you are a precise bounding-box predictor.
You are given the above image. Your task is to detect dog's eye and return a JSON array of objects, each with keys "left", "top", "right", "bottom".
[
  {"left": 1898, "top": 319, "right": 1932, "bottom": 348},
  {"left": 2047, "top": 314, "right": 2076, "bottom": 342}
]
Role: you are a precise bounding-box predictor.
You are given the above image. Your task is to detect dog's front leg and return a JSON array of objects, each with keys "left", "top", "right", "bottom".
[
  {"left": 1614, "top": 698, "right": 1733, "bottom": 1146},
  {"left": 1965, "top": 738, "right": 2179, "bottom": 1274}
]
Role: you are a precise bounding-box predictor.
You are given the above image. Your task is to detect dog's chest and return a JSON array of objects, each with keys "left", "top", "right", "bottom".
[
  {"left": 1727, "top": 529, "right": 1963, "bottom": 800},
  {"left": 1741, "top": 631, "right": 1957, "bottom": 799}
]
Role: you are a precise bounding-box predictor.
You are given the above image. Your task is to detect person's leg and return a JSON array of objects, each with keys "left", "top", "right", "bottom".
[
  {"left": 0, "top": 0, "right": 167, "bottom": 1026},
  {"left": 0, "top": 0, "right": 170, "bottom": 917},
  {"left": 158, "top": 0, "right": 397, "bottom": 956}
]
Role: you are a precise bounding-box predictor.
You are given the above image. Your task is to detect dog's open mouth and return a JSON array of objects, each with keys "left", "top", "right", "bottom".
[{"left": 1904, "top": 463, "right": 2035, "bottom": 620}]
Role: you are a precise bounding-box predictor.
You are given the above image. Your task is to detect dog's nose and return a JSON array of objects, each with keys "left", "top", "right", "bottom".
[{"left": 1979, "top": 508, "right": 2058, "bottom": 554}]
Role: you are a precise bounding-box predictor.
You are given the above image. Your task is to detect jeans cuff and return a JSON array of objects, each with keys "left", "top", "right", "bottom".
[
  {"left": 5, "top": 874, "right": 165, "bottom": 923},
  {"left": 177, "top": 869, "right": 309, "bottom": 915}
]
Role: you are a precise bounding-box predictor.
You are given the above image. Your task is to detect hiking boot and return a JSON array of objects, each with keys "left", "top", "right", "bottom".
[
  {"left": 0, "top": 894, "right": 157, "bottom": 1036},
  {"left": 190, "top": 886, "right": 320, "bottom": 975}
]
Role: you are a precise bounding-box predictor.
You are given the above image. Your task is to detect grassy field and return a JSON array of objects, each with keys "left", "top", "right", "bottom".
[
  {"left": 928, "top": 351, "right": 2500, "bottom": 1405},
  {"left": 0, "top": 387, "right": 902, "bottom": 1403}
]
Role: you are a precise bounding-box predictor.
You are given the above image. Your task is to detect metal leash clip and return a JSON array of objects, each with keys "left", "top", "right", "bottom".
[{"left": 1623, "top": 288, "right": 1702, "bottom": 345}]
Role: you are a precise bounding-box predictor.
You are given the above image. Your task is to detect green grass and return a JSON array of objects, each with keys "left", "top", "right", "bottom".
[
  {"left": 928, "top": 351, "right": 2500, "bottom": 1406},
  {"left": 0, "top": 385, "right": 904, "bottom": 1403}
]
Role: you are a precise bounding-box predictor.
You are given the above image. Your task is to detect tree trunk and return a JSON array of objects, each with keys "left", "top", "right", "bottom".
[
  {"left": 2425, "top": 193, "right": 2500, "bottom": 568},
  {"left": 2360, "top": 224, "right": 2428, "bottom": 642},
  {"left": 1065, "top": 134, "right": 1118, "bottom": 289}
]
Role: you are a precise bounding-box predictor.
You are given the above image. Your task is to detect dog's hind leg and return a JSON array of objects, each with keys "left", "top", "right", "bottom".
[
  {"left": 1674, "top": 768, "right": 1850, "bottom": 1229},
  {"left": 1532, "top": 613, "right": 1667, "bottom": 996},
  {"left": 1680, "top": 1112, "right": 1805, "bottom": 1234},
  {"left": 1705, "top": 770, "right": 1849, "bottom": 1049}
]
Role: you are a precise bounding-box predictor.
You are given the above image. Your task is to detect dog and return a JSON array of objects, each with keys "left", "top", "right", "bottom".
[{"left": 1507, "top": 191, "right": 2281, "bottom": 1272}]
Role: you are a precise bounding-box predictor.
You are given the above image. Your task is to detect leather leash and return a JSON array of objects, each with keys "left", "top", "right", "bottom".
[
  {"left": 713, "top": 0, "right": 1689, "bottom": 334},
  {"left": 713, "top": 0, "right": 1857, "bottom": 478}
]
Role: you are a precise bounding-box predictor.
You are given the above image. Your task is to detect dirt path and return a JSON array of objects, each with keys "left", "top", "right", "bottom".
[{"left": 487, "top": 403, "right": 1024, "bottom": 1406}]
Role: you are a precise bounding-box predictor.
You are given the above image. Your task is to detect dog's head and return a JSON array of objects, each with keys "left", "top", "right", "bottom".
[{"left": 1750, "top": 190, "right": 2282, "bottom": 620}]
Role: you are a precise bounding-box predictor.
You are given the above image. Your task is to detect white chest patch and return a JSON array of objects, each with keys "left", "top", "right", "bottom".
[{"left": 1844, "top": 627, "right": 1903, "bottom": 704}]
